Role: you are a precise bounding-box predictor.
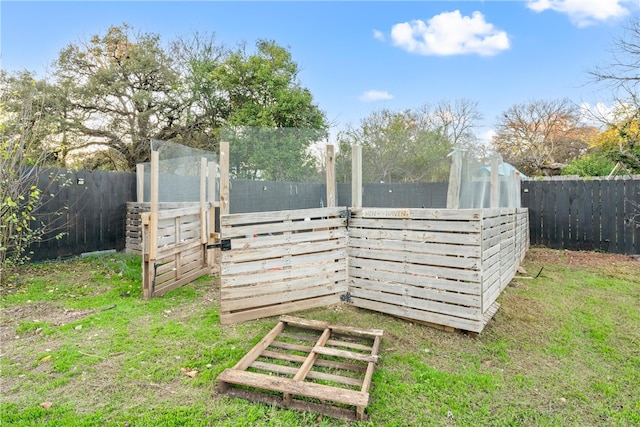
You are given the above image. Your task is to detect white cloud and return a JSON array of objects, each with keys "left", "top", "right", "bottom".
[
  {"left": 359, "top": 90, "right": 394, "bottom": 102},
  {"left": 390, "top": 10, "right": 510, "bottom": 56},
  {"left": 373, "top": 29, "right": 385, "bottom": 42},
  {"left": 527, "top": 0, "right": 631, "bottom": 27}
]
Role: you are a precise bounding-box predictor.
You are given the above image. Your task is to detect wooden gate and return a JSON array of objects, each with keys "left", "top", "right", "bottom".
[
  {"left": 141, "top": 205, "right": 211, "bottom": 299},
  {"left": 219, "top": 207, "right": 348, "bottom": 324},
  {"left": 139, "top": 151, "right": 218, "bottom": 299}
]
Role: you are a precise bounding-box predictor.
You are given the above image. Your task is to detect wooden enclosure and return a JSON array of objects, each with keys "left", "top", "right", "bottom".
[
  {"left": 138, "top": 152, "right": 218, "bottom": 299},
  {"left": 219, "top": 207, "right": 348, "bottom": 324},
  {"left": 219, "top": 206, "right": 528, "bottom": 333},
  {"left": 217, "top": 316, "right": 382, "bottom": 422},
  {"left": 348, "top": 207, "right": 528, "bottom": 333}
]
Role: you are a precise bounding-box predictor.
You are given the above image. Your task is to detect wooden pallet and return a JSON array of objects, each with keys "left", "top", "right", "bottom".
[{"left": 217, "top": 316, "right": 383, "bottom": 421}]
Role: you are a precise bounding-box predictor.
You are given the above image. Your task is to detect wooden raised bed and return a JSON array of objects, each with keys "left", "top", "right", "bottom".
[{"left": 217, "top": 316, "right": 383, "bottom": 421}]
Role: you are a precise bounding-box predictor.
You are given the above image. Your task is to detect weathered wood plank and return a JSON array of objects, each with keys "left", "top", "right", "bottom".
[
  {"left": 349, "top": 277, "right": 482, "bottom": 307},
  {"left": 348, "top": 265, "right": 481, "bottom": 295},
  {"left": 222, "top": 248, "right": 346, "bottom": 276},
  {"left": 220, "top": 294, "right": 341, "bottom": 324},
  {"left": 250, "top": 361, "right": 363, "bottom": 387},
  {"left": 223, "top": 260, "right": 347, "bottom": 288},
  {"left": 348, "top": 217, "right": 480, "bottom": 233},
  {"left": 348, "top": 257, "right": 481, "bottom": 283},
  {"left": 222, "top": 271, "right": 346, "bottom": 300},
  {"left": 222, "top": 217, "right": 347, "bottom": 239},
  {"left": 349, "top": 287, "right": 482, "bottom": 321},
  {"left": 348, "top": 246, "right": 480, "bottom": 270},
  {"left": 222, "top": 207, "right": 346, "bottom": 226},
  {"left": 222, "top": 238, "right": 347, "bottom": 263},
  {"left": 348, "top": 233, "right": 481, "bottom": 258},
  {"left": 351, "top": 297, "right": 483, "bottom": 333}
]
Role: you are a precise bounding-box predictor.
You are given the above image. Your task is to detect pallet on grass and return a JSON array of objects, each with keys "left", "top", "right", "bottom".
[{"left": 216, "top": 316, "right": 383, "bottom": 422}]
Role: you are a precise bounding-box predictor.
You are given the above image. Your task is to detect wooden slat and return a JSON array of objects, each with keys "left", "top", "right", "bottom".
[
  {"left": 222, "top": 207, "right": 346, "bottom": 226},
  {"left": 346, "top": 226, "right": 480, "bottom": 245},
  {"left": 261, "top": 350, "right": 367, "bottom": 373},
  {"left": 348, "top": 217, "right": 481, "bottom": 233},
  {"left": 348, "top": 265, "right": 481, "bottom": 295},
  {"left": 222, "top": 261, "right": 346, "bottom": 288},
  {"left": 222, "top": 217, "right": 347, "bottom": 239},
  {"left": 222, "top": 248, "right": 346, "bottom": 276},
  {"left": 312, "top": 346, "right": 378, "bottom": 363},
  {"left": 220, "top": 294, "right": 341, "bottom": 324},
  {"left": 222, "top": 271, "right": 346, "bottom": 300},
  {"left": 222, "top": 238, "right": 346, "bottom": 263},
  {"left": 250, "top": 361, "right": 363, "bottom": 387},
  {"left": 217, "top": 369, "right": 369, "bottom": 408},
  {"left": 229, "top": 228, "right": 348, "bottom": 250}
]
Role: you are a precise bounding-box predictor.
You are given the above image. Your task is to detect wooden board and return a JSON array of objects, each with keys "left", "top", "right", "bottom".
[{"left": 217, "top": 316, "right": 382, "bottom": 422}]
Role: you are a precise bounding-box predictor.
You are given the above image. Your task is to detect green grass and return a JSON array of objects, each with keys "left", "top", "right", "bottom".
[{"left": 1, "top": 248, "right": 639, "bottom": 426}]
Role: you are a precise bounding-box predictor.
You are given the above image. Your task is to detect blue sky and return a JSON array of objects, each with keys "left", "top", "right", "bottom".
[{"left": 2, "top": 1, "right": 638, "bottom": 141}]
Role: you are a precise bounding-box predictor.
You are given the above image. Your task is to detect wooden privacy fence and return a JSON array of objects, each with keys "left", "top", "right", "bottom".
[
  {"left": 522, "top": 176, "right": 640, "bottom": 254},
  {"left": 219, "top": 207, "right": 528, "bottom": 333}
]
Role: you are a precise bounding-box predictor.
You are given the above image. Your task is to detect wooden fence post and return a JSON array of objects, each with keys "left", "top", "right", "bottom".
[
  {"left": 208, "top": 160, "right": 218, "bottom": 272},
  {"left": 143, "top": 150, "right": 159, "bottom": 300},
  {"left": 352, "top": 145, "right": 362, "bottom": 208},
  {"left": 136, "top": 163, "right": 145, "bottom": 202},
  {"left": 326, "top": 145, "right": 335, "bottom": 208},
  {"left": 446, "top": 149, "right": 462, "bottom": 209},
  {"left": 220, "top": 140, "right": 230, "bottom": 216},
  {"left": 490, "top": 157, "right": 499, "bottom": 208}
]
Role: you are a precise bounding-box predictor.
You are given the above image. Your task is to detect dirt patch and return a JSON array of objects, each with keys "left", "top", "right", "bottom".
[
  {"left": 0, "top": 302, "right": 95, "bottom": 343},
  {"left": 525, "top": 247, "right": 639, "bottom": 270}
]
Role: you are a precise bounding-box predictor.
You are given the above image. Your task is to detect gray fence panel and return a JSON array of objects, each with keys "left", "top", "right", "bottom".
[{"left": 521, "top": 177, "right": 639, "bottom": 255}]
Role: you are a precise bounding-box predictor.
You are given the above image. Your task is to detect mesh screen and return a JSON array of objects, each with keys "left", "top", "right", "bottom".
[
  {"left": 141, "top": 139, "right": 218, "bottom": 203},
  {"left": 221, "top": 127, "right": 329, "bottom": 213}
]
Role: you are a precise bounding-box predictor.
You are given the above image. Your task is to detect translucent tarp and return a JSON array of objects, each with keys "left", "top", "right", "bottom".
[{"left": 141, "top": 139, "right": 218, "bottom": 203}]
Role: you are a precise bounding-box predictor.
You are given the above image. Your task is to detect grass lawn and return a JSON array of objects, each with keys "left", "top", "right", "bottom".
[{"left": 1, "top": 248, "right": 639, "bottom": 426}]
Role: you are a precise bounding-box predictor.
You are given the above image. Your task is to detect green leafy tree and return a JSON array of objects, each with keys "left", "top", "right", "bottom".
[
  {"left": 215, "top": 40, "right": 328, "bottom": 181},
  {"left": 53, "top": 24, "right": 182, "bottom": 170},
  {"left": 336, "top": 107, "right": 452, "bottom": 183}
]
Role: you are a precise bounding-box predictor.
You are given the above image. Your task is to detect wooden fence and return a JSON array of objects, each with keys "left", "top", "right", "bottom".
[
  {"left": 219, "top": 207, "right": 349, "bottom": 324},
  {"left": 522, "top": 176, "right": 640, "bottom": 254},
  {"left": 219, "top": 207, "right": 528, "bottom": 333},
  {"left": 348, "top": 208, "right": 528, "bottom": 333},
  {"left": 29, "top": 168, "right": 135, "bottom": 260}
]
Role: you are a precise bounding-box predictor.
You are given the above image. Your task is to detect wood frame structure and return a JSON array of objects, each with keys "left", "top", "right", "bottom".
[
  {"left": 217, "top": 316, "right": 383, "bottom": 422},
  {"left": 137, "top": 151, "right": 219, "bottom": 299}
]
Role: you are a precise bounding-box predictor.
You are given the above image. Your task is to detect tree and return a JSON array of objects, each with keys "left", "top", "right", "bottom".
[
  {"left": 492, "top": 99, "right": 594, "bottom": 176},
  {"left": 427, "top": 98, "right": 483, "bottom": 149},
  {"left": 336, "top": 107, "right": 452, "bottom": 183},
  {"left": 52, "top": 24, "right": 183, "bottom": 171},
  {"left": 565, "top": 103, "right": 640, "bottom": 177},
  {"left": 0, "top": 71, "right": 67, "bottom": 286},
  {"left": 590, "top": 17, "right": 640, "bottom": 95},
  {"left": 215, "top": 40, "right": 328, "bottom": 181}
]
